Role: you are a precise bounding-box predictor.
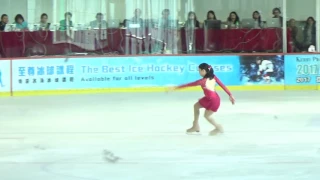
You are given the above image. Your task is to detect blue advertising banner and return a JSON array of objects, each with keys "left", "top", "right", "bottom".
[
  {"left": 0, "top": 60, "right": 11, "bottom": 93},
  {"left": 285, "top": 55, "right": 320, "bottom": 85},
  {"left": 11, "top": 55, "right": 284, "bottom": 91},
  {"left": 12, "top": 56, "right": 239, "bottom": 91}
]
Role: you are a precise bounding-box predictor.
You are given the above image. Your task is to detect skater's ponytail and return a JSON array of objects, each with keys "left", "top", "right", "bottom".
[{"left": 199, "top": 63, "right": 215, "bottom": 80}]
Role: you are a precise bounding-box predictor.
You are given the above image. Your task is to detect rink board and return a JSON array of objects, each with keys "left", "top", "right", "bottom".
[{"left": 5, "top": 54, "right": 320, "bottom": 96}]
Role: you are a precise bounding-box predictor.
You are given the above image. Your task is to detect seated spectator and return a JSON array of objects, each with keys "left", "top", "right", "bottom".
[
  {"left": 131, "top": 9, "right": 143, "bottom": 25},
  {"left": 59, "top": 12, "right": 73, "bottom": 30},
  {"left": 122, "top": 19, "right": 129, "bottom": 27},
  {"left": 204, "top": 10, "right": 218, "bottom": 28},
  {"left": 227, "top": 11, "right": 240, "bottom": 29},
  {"left": 272, "top": 8, "right": 283, "bottom": 27},
  {"left": 14, "top": 14, "right": 28, "bottom": 30},
  {"left": 206, "top": 10, "right": 217, "bottom": 20},
  {"left": 90, "top": 13, "right": 107, "bottom": 29},
  {"left": 252, "top": 11, "right": 264, "bottom": 28},
  {"left": 288, "top": 19, "right": 300, "bottom": 52},
  {"left": 158, "top": 9, "right": 176, "bottom": 28},
  {"left": 39, "top": 13, "right": 50, "bottom": 30},
  {"left": 123, "top": 9, "right": 145, "bottom": 29},
  {"left": 302, "top": 17, "right": 316, "bottom": 51},
  {"left": 184, "top": 11, "right": 200, "bottom": 28},
  {"left": 123, "top": 9, "right": 144, "bottom": 28},
  {"left": 0, "top": 14, "right": 8, "bottom": 31}
]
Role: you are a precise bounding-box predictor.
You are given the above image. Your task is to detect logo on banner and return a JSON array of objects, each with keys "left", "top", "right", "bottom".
[{"left": 17, "top": 65, "right": 75, "bottom": 84}]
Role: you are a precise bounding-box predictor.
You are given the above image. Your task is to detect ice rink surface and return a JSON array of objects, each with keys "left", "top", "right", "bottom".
[{"left": 0, "top": 91, "right": 320, "bottom": 180}]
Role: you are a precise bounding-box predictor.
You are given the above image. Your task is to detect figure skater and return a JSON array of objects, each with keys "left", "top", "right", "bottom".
[{"left": 168, "top": 63, "right": 235, "bottom": 135}]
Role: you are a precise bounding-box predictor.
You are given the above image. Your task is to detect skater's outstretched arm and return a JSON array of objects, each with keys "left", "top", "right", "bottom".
[
  {"left": 167, "top": 79, "right": 204, "bottom": 92},
  {"left": 176, "top": 79, "right": 204, "bottom": 89}
]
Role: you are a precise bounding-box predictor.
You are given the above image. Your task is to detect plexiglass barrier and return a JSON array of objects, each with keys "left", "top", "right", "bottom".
[{"left": 0, "top": 0, "right": 318, "bottom": 57}]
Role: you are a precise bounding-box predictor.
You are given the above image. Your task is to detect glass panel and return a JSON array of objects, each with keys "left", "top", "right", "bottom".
[
  {"left": 287, "top": 0, "right": 317, "bottom": 52},
  {"left": 0, "top": 0, "right": 29, "bottom": 58},
  {"left": 123, "top": 0, "right": 180, "bottom": 55},
  {"left": 188, "top": 0, "right": 284, "bottom": 53},
  {"left": 2, "top": 0, "right": 309, "bottom": 57}
]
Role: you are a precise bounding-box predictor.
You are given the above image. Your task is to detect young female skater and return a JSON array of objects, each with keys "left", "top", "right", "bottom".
[{"left": 168, "top": 63, "right": 235, "bottom": 135}]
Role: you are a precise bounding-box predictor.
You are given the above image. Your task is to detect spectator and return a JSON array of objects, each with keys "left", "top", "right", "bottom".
[
  {"left": 122, "top": 19, "right": 129, "bottom": 27},
  {"left": 288, "top": 19, "right": 299, "bottom": 52},
  {"left": 162, "top": 9, "right": 170, "bottom": 20},
  {"left": 184, "top": 11, "right": 200, "bottom": 28},
  {"left": 40, "top": 13, "right": 50, "bottom": 30},
  {"left": 123, "top": 9, "right": 143, "bottom": 28},
  {"left": 90, "top": 13, "right": 107, "bottom": 29},
  {"left": 0, "top": 14, "right": 8, "bottom": 31},
  {"left": 158, "top": 9, "right": 176, "bottom": 28},
  {"left": 14, "top": 14, "right": 28, "bottom": 30},
  {"left": 131, "top": 9, "right": 143, "bottom": 25},
  {"left": 206, "top": 10, "right": 217, "bottom": 20},
  {"left": 272, "top": 8, "right": 283, "bottom": 27},
  {"left": 59, "top": 12, "right": 73, "bottom": 30},
  {"left": 204, "top": 10, "right": 218, "bottom": 29},
  {"left": 252, "top": 11, "right": 264, "bottom": 28},
  {"left": 227, "top": 11, "right": 240, "bottom": 29},
  {"left": 302, "top": 17, "right": 316, "bottom": 51}
]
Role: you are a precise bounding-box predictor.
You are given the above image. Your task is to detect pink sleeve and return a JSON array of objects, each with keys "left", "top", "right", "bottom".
[
  {"left": 214, "top": 76, "right": 232, "bottom": 96},
  {"left": 176, "top": 79, "right": 204, "bottom": 89}
]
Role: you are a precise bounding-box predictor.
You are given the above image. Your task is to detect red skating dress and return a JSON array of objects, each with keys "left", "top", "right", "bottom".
[{"left": 177, "top": 76, "right": 232, "bottom": 112}]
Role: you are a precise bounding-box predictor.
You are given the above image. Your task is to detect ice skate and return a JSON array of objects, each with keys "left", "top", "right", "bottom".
[
  {"left": 209, "top": 125, "right": 224, "bottom": 136},
  {"left": 209, "top": 129, "right": 220, "bottom": 136},
  {"left": 186, "top": 126, "right": 200, "bottom": 135}
]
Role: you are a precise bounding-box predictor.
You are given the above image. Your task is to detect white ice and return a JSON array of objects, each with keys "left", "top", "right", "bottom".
[{"left": 0, "top": 91, "right": 320, "bottom": 180}]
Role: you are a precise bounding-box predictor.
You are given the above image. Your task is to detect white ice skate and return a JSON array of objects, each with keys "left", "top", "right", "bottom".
[
  {"left": 186, "top": 127, "right": 201, "bottom": 135},
  {"left": 209, "top": 125, "right": 224, "bottom": 136}
]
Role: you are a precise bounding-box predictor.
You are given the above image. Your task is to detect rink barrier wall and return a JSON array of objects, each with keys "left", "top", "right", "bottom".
[{"left": 0, "top": 53, "right": 320, "bottom": 96}]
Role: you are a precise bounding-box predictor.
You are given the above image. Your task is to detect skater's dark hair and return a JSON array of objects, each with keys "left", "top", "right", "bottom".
[{"left": 199, "top": 63, "right": 215, "bottom": 80}]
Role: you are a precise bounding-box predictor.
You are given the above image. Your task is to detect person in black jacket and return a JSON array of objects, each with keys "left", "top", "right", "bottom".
[
  {"left": 0, "top": 14, "right": 8, "bottom": 31},
  {"left": 184, "top": 11, "right": 200, "bottom": 28},
  {"left": 302, "top": 17, "right": 316, "bottom": 51}
]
